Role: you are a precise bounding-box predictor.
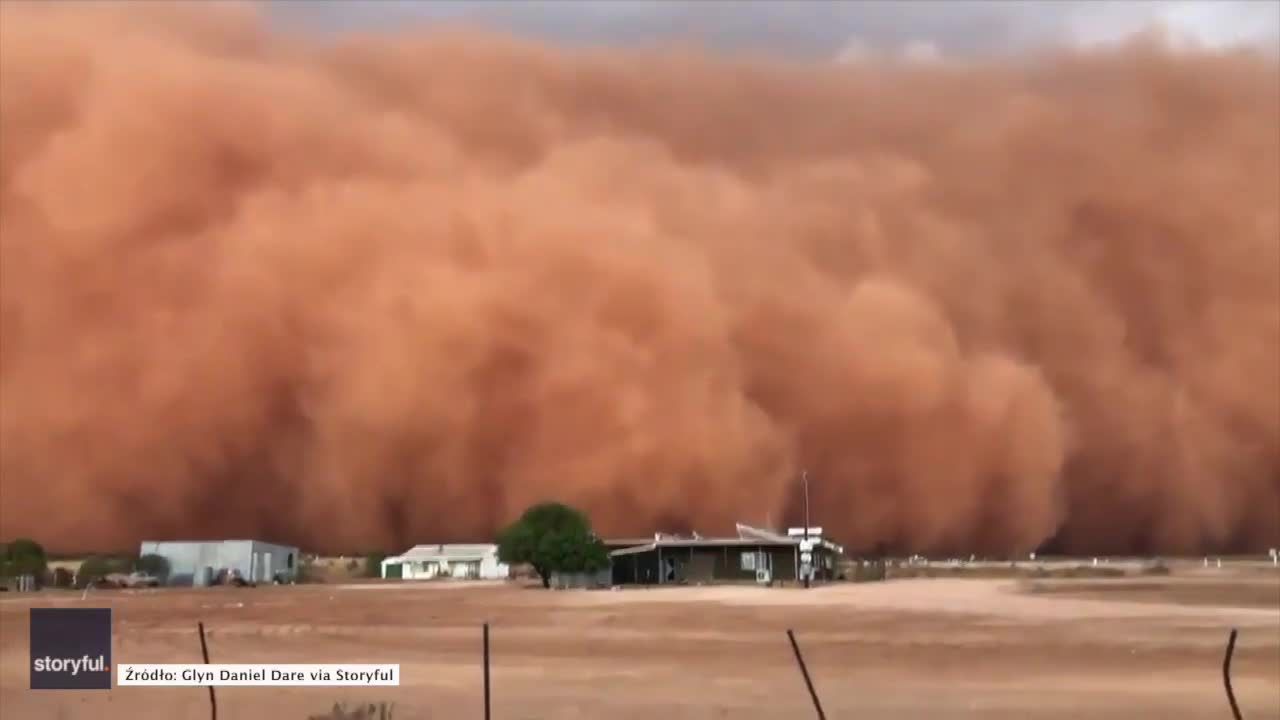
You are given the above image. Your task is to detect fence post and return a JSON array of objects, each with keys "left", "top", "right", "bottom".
[
  {"left": 1223, "top": 628, "right": 1242, "bottom": 720},
  {"left": 786, "top": 629, "right": 827, "bottom": 720},
  {"left": 198, "top": 622, "right": 217, "bottom": 720},
  {"left": 483, "top": 622, "right": 491, "bottom": 720}
]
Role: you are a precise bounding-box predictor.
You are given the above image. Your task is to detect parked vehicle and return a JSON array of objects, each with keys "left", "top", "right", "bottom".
[
  {"left": 214, "top": 568, "right": 256, "bottom": 587},
  {"left": 94, "top": 572, "right": 160, "bottom": 589}
]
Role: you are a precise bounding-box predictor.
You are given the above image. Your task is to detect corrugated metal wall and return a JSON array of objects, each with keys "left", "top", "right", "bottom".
[
  {"left": 549, "top": 568, "right": 612, "bottom": 589},
  {"left": 139, "top": 540, "right": 300, "bottom": 586}
]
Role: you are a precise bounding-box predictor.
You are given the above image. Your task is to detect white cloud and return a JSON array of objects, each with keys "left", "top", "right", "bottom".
[
  {"left": 902, "top": 40, "right": 943, "bottom": 64},
  {"left": 833, "top": 37, "right": 874, "bottom": 65},
  {"left": 1063, "top": 0, "right": 1280, "bottom": 52}
]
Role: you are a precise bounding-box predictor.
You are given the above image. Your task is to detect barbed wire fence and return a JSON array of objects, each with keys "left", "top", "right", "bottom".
[{"left": 181, "top": 620, "right": 1248, "bottom": 720}]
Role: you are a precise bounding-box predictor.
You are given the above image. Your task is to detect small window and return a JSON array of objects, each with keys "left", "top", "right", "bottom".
[
  {"left": 740, "top": 552, "right": 757, "bottom": 571},
  {"left": 287, "top": 553, "right": 294, "bottom": 570}
]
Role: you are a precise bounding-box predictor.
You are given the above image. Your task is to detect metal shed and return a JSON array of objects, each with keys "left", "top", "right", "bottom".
[{"left": 138, "top": 540, "right": 300, "bottom": 586}]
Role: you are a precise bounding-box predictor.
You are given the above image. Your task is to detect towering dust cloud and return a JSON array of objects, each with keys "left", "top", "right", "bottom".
[{"left": 1, "top": 2, "right": 1277, "bottom": 555}]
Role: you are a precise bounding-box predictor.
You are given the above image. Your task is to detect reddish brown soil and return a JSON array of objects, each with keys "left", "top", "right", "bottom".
[{"left": 1, "top": 573, "right": 1277, "bottom": 719}]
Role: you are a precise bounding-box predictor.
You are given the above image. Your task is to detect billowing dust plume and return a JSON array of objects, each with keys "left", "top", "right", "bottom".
[{"left": 1, "top": 2, "right": 1277, "bottom": 555}]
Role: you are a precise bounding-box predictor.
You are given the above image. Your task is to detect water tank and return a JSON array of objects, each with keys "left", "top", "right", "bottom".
[{"left": 193, "top": 566, "right": 213, "bottom": 587}]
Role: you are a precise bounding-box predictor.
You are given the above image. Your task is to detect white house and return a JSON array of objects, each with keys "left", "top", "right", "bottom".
[{"left": 380, "top": 544, "right": 510, "bottom": 580}]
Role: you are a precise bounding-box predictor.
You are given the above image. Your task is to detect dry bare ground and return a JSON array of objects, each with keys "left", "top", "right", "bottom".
[{"left": 0, "top": 570, "right": 1277, "bottom": 719}]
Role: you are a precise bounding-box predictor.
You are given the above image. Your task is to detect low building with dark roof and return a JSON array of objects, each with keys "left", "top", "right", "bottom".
[{"left": 607, "top": 523, "right": 843, "bottom": 586}]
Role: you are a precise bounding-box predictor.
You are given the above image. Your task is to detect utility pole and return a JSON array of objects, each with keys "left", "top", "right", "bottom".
[{"left": 802, "top": 470, "right": 811, "bottom": 589}]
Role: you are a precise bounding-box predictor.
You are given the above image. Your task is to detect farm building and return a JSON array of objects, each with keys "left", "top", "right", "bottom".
[
  {"left": 608, "top": 524, "right": 843, "bottom": 586},
  {"left": 139, "top": 540, "right": 299, "bottom": 586},
  {"left": 381, "top": 544, "right": 510, "bottom": 580}
]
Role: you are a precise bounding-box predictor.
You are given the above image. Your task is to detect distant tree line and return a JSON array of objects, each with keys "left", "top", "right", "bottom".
[
  {"left": 7, "top": 500, "right": 609, "bottom": 591},
  {"left": 0, "top": 538, "right": 170, "bottom": 589}
]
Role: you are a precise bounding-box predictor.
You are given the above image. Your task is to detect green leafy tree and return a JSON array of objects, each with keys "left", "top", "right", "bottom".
[
  {"left": 364, "top": 552, "right": 388, "bottom": 578},
  {"left": 134, "top": 554, "right": 171, "bottom": 582},
  {"left": 496, "top": 502, "right": 609, "bottom": 588},
  {"left": 76, "top": 555, "right": 131, "bottom": 587},
  {"left": 2, "top": 538, "right": 47, "bottom": 580}
]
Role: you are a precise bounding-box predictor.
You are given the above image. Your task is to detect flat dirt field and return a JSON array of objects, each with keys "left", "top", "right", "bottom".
[{"left": 1, "top": 568, "right": 1277, "bottom": 719}]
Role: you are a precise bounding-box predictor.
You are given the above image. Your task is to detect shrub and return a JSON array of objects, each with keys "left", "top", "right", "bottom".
[
  {"left": 308, "top": 702, "right": 394, "bottom": 720},
  {"left": 134, "top": 554, "right": 171, "bottom": 582},
  {"left": 363, "top": 553, "right": 387, "bottom": 578},
  {"left": 76, "top": 555, "right": 131, "bottom": 587}
]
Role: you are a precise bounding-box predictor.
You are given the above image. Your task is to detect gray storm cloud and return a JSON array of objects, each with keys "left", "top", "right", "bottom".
[{"left": 271, "top": 0, "right": 1280, "bottom": 58}]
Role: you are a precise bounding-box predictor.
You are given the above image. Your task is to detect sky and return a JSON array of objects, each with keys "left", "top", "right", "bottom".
[{"left": 270, "top": 0, "right": 1280, "bottom": 59}]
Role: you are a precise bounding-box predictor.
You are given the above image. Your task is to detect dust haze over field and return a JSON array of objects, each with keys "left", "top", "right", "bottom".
[{"left": 0, "top": 2, "right": 1277, "bottom": 555}]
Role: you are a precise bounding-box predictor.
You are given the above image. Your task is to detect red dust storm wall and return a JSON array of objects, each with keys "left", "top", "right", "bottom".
[{"left": 0, "top": 2, "right": 1277, "bottom": 554}]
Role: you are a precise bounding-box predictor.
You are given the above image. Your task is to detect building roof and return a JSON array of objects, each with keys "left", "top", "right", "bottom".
[
  {"left": 735, "top": 523, "right": 795, "bottom": 544},
  {"left": 601, "top": 537, "right": 656, "bottom": 548},
  {"left": 610, "top": 538, "right": 785, "bottom": 557},
  {"left": 141, "top": 539, "right": 298, "bottom": 550},
  {"left": 607, "top": 523, "right": 843, "bottom": 557},
  {"left": 385, "top": 544, "right": 499, "bottom": 564}
]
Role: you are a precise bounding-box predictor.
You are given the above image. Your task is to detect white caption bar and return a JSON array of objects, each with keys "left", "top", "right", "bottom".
[{"left": 117, "top": 664, "right": 400, "bottom": 686}]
